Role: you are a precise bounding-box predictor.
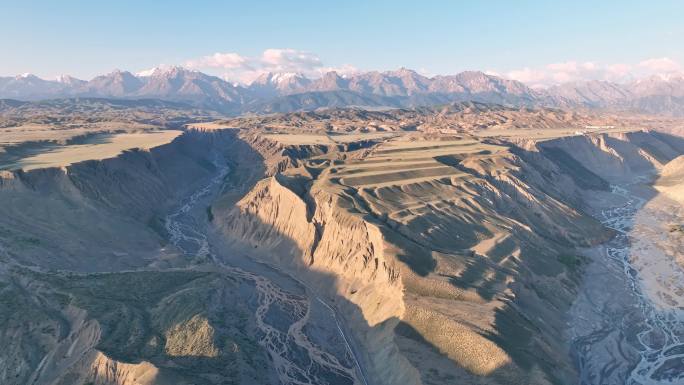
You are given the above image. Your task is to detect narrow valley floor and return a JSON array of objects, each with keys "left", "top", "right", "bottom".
[
  {"left": 569, "top": 179, "right": 684, "bottom": 384},
  {"left": 164, "top": 157, "right": 368, "bottom": 385}
]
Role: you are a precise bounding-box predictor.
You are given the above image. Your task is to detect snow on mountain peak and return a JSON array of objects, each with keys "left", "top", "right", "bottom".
[
  {"left": 56, "top": 74, "right": 83, "bottom": 84},
  {"left": 135, "top": 65, "right": 195, "bottom": 78},
  {"left": 17, "top": 73, "right": 38, "bottom": 79},
  {"left": 271, "top": 72, "right": 304, "bottom": 83},
  {"left": 136, "top": 67, "right": 160, "bottom": 77}
]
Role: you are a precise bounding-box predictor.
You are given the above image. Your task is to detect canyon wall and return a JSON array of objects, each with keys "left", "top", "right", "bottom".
[
  {"left": 214, "top": 129, "right": 684, "bottom": 385},
  {"left": 3, "top": 127, "right": 684, "bottom": 385}
]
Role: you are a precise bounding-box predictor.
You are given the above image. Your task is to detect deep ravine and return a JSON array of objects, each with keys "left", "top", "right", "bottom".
[{"left": 163, "top": 156, "right": 368, "bottom": 385}]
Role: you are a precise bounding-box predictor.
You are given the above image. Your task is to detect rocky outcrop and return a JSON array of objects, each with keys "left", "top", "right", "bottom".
[{"left": 164, "top": 315, "right": 219, "bottom": 358}]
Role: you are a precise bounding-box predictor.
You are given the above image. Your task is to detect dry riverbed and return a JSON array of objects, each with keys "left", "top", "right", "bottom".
[{"left": 569, "top": 179, "right": 684, "bottom": 384}]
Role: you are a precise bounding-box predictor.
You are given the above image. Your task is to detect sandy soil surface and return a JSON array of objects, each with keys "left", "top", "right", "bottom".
[
  {"left": 631, "top": 195, "right": 684, "bottom": 311},
  {"left": 3, "top": 130, "right": 182, "bottom": 171},
  {"left": 0, "top": 122, "right": 156, "bottom": 147}
]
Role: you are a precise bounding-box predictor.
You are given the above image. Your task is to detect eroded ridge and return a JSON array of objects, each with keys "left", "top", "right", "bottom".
[{"left": 164, "top": 156, "right": 364, "bottom": 385}]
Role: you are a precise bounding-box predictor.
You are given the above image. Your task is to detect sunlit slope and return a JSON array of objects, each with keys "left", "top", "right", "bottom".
[
  {"left": 6, "top": 131, "right": 181, "bottom": 171},
  {"left": 2, "top": 109, "right": 684, "bottom": 385},
  {"left": 207, "top": 124, "right": 684, "bottom": 385},
  {"left": 656, "top": 155, "right": 684, "bottom": 203}
]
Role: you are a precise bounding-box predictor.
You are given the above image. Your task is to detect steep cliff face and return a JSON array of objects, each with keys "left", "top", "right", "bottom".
[
  {"left": 221, "top": 177, "right": 316, "bottom": 258},
  {"left": 216, "top": 175, "right": 415, "bottom": 385}
]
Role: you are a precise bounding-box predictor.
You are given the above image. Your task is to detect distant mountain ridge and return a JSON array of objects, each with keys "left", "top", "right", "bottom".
[{"left": 2, "top": 67, "right": 684, "bottom": 116}]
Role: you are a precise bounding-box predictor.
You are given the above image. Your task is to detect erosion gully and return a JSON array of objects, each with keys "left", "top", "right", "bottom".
[{"left": 164, "top": 155, "right": 369, "bottom": 385}]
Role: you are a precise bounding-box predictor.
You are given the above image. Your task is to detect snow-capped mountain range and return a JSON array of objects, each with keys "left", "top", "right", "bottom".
[{"left": 2, "top": 66, "right": 684, "bottom": 115}]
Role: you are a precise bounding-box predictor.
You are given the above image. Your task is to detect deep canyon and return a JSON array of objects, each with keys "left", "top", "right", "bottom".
[{"left": 1, "top": 108, "right": 684, "bottom": 385}]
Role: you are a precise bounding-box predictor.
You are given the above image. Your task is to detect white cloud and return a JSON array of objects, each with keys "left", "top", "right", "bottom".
[
  {"left": 638, "top": 57, "right": 681, "bottom": 73},
  {"left": 505, "top": 68, "right": 548, "bottom": 87},
  {"left": 503, "top": 57, "right": 683, "bottom": 87},
  {"left": 606, "top": 63, "right": 632, "bottom": 78},
  {"left": 260, "top": 48, "right": 322, "bottom": 71},
  {"left": 186, "top": 52, "right": 249, "bottom": 70},
  {"left": 547, "top": 61, "right": 579, "bottom": 73},
  {"left": 182, "top": 48, "right": 355, "bottom": 83}
]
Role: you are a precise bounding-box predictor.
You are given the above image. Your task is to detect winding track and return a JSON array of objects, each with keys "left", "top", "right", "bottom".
[{"left": 164, "top": 157, "right": 369, "bottom": 385}]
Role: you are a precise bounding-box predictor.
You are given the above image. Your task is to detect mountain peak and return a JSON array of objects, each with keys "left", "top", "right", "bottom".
[
  {"left": 3, "top": 67, "right": 684, "bottom": 116},
  {"left": 134, "top": 66, "right": 196, "bottom": 78},
  {"left": 319, "top": 71, "right": 340, "bottom": 79},
  {"left": 150, "top": 66, "right": 194, "bottom": 78},
  {"left": 102, "top": 69, "right": 139, "bottom": 82},
  {"left": 249, "top": 72, "right": 311, "bottom": 95},
  {"left": 253, "top": 72, "right": 306, "bottom": 84},
  {"left": 271, "top": 72, "right": 305, "bottom": 82},
  {"left": 454, "top": 70, "right": 490, "bottom": 79},
  {"left": 56, "top": 74, "right": 84, "bottom": 84},
  {"left": 136, "top": 67, "right": 160, "bottom": 77},
  {"left": 16, "top": 73, "right": 40, "bottom": 80},
  {"left": 108, "top": 69, "right": 129, "bottom": 75},
  {"left": 388, "top": 67, "right": 420, "bottom": 76}
]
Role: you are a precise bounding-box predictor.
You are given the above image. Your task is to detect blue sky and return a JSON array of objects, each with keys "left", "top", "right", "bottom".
[{"left": 2, "top": 0, "right": 683, "bottom": 85}]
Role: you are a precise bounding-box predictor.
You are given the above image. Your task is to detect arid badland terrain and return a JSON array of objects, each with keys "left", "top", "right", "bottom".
[{"left": 2, "top": 77, "right": 684, "bottom": 385}]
